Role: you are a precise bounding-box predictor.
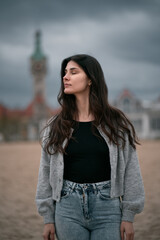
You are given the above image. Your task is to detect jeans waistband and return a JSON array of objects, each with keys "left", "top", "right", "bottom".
[{"left": 63, "top": 179, "right": 111, "bottom": 191}]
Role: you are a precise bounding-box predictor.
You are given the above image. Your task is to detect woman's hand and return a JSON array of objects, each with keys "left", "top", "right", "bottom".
[
  {"left": 43, "top": 223, "right": 55, "bottom": 240},
  {"left": 120, "top": 221, "right": 134, "bottom": 240}
]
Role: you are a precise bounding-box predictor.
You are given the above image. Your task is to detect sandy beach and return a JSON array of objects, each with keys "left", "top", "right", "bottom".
[{"left": 0, "top": 140, "right": 160, "bottom": 240}]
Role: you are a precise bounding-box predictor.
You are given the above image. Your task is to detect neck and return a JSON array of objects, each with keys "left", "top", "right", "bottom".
[{"left": 75, "top": 94, "right": 94, "bottom": 122}]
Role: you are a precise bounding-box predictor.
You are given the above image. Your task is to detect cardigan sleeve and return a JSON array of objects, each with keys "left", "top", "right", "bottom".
[
  {"left": 35, "top": 125, "right": 56, "bottom": 224},
  {"left": 121, "top": 135, "right": 145, "bottom": 222}
]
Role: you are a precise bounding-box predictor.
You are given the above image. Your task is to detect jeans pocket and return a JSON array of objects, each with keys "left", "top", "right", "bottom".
[
  {"left": 60, "top": 189, "right": 70, "bottom": 199},
  {"left": 99, "top": 187, "right": 110, "bottom": 200}
]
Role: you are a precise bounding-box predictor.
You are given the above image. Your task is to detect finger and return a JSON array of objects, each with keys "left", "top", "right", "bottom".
[
  {"left": 127, "top": 233, "right": 131, "bottom": 240},
  {"left": 126, "top": 233, "right": 134, "bottom": 240},
  {"left": 131, "top": 233, "right": 134, "bottom": 240},
  {"left": 126, "top": 234, "right": 129, "bottom": 240},
  {"left": 43, "top": 235, "right": 47, "bottom": 240},
  {"left": 50, "top": 232, "right": 55, "bottom": 240},
  {"left": 120, "top": 228, "right": 124, "bottom": 240},
  {"left": 42, "top": 232, "right": 49, "bottom": 240}
]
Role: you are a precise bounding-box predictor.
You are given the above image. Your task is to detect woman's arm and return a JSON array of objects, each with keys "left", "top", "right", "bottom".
[
  {"left": 35, "top": 126, "right": 55, "bottom": 224},
  {"left": 121, "top": 134, "right": 145, "bottom": 222}
]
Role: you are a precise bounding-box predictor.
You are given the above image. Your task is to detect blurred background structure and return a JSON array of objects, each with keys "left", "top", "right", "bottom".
[
  {"left": 114, "top": 89, "right": 160, "bottom": 139},
  {"left": 0, "top": 31, "right": 59, "bottom": 141},
  {"left": 0, "top": 28, "right": 160, "bottom": 141},
  {"left": 0, "top": 0, "right": 160, "bottom": 141}
]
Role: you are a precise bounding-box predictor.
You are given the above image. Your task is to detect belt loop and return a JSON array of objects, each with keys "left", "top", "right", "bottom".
[
  {"left": 72, "top": 182, "right": 76, "bottom": 191},
  {"left": 93, "top": 183, "right": 98, "bottom": 194},
  {"left": 68, "top": 181, "right": 76, "bottom": 193},
  {"left": 119, "top": 196, "right": 122, "bottom": 202}
]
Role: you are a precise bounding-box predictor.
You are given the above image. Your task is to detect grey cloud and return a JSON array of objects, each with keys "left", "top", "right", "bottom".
[
  {"left": 110, "top": 21, "right": 160, "bottom": 64},
  {"left": 0, "top": 0, "right": 160, "bottom": 108},
  {"left": 1, "top": 0, "right": 159, "bottom": 29}
]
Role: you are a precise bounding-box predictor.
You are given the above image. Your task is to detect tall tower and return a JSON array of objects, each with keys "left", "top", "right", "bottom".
[{"left": 30, "top": 30, "right": 48, "bottom": 122}]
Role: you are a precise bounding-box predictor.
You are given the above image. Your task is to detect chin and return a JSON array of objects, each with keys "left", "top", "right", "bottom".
[{"left": 64, "top": 89, "right": 73, "bottom": 94}]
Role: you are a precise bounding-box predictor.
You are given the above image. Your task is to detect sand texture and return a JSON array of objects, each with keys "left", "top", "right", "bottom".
[{"left": 0, "top": 140, "right": 160, "bottom": 240}]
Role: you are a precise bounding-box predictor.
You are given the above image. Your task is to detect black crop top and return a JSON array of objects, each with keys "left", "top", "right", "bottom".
[{"left": 63, "top": 121, "right": 111, "bottom": 183}]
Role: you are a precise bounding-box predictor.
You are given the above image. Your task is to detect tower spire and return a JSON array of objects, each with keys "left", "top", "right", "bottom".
[
  {"left": 30, "top": 30, "right": 48, "bottom": 122},
  {"left": 31, "top": 30, "right": 46, "bottom": 60}
]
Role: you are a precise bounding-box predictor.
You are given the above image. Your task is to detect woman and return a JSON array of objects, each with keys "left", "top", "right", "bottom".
[{"left": 36, "top": 54, "right": 145, "bottom": 240}]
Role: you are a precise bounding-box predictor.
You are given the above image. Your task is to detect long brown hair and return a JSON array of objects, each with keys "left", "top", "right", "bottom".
[{"left": 41, "top": 54, "right": 140, "bottom": 155}]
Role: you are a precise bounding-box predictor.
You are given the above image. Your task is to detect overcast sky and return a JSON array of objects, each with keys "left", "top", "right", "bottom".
[{"left": 0, "top": 0, "right": 160, "bottom": 109}]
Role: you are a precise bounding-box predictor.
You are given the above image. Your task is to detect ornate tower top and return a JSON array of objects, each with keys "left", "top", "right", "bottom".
[
  {"left": 31, "top": 30, "right": 46, "bottom": 61},
  {"left": 30, "top": 30, "right": 48, "bottom": 123}
]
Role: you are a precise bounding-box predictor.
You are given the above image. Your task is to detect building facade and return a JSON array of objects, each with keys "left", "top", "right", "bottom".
[{"left": 113, "top": 89, "right": 160, "bottom": 139}]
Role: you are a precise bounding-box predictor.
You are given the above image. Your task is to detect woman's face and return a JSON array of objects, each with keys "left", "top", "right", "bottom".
[{"left": 63, "top": 61, "right": 91, "bottom": 96}]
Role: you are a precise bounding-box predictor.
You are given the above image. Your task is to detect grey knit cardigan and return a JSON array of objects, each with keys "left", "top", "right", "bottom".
[{"left": 36, "top": 117, "right": 145, "bottom": 224}]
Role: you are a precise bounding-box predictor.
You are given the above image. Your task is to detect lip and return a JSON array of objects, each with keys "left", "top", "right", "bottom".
[{"left": 64, "top": 84, "right": 71, "bottom": 87}]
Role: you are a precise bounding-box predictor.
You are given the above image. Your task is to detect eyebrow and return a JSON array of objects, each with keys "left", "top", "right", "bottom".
[{"left": 65, "top": 67, "right": 79, "bottom": 72}]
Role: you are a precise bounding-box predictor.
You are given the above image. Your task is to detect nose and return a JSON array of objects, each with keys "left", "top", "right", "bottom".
[{"left": 63, "top": 73, "right": 69, "bottom": 81}]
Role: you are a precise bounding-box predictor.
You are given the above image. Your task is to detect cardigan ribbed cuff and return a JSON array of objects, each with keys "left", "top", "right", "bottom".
[
  {"left": 43, "top": 213, "right": 55, "bottom": 224},
  {"left": 122, "top": 210, "right": 135, "bottom": 222}
]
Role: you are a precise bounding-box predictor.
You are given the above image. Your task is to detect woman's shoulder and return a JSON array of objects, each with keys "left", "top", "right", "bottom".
[
  {"left": 42, "top": 115, "right": 59, "bottom": 136},
  {"left": 47, "top": 114, "right": 59, "bottom": 125}
]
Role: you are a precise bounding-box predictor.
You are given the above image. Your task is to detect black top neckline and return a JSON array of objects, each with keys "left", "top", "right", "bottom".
[{"left": 73, "top": 120, "right": 94, "bottom": 123}]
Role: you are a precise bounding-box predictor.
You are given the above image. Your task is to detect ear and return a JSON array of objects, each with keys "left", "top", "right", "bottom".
[{"left": 88, "top": 80, "right": 92, "bottom": 86}]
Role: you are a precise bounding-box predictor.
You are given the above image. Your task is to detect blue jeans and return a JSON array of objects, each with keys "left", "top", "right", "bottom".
[{"left": 55, "top": 179, "right": 122, "bottom": 240}]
